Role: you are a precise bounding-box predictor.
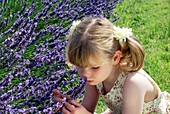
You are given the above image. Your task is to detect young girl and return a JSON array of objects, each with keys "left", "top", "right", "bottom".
[{"left": 53, "top": 17, "right": 170, "bottom": 114}]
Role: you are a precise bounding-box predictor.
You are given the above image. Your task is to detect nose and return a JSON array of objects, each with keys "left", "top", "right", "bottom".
[{"left": 79, "top": 68, "right": 91, "bottom": 78}]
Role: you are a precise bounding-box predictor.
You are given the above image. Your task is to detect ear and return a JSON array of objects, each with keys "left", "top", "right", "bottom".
[{"left": 112, "top": 50, "right": 122, "bottom": 65}]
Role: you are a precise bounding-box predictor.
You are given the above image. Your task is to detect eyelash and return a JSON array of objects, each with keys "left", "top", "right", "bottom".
[{"left": 92, "top": 67, "right": 100, "bottom": 69}]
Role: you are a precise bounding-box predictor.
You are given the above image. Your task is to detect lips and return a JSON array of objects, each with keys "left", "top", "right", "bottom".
[{"left": 87, "top": 80, "right": 93, "bottom": 83}]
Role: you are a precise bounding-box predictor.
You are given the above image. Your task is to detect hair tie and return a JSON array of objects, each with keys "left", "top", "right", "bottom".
[{"left": 113, "top": 26, "right": 133, "bottom": 46}]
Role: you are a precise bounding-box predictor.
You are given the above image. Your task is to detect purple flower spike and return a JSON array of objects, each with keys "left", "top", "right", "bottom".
[{"left": 0, "top": 0, "right": 121, "bottom": 113}]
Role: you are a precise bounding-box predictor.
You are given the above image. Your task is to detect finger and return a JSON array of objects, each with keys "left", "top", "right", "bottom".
[
  {"left": 52, "top": 89, "right": 62, "bottom": 97},
  {"left": 54, "top": 97, "right": 63, "bottom": 103},
  {"left": 64, "top": 102, "right": 76, "bottom": 112},
  {"left": 52, "top": 89, "right": 70, "bottom": 99},
  {"left": 62, "top": 106, "right": 70, "bottom": 114},
  {"left": 68, "top": 100, "right": 81, "bottom": 107},
  {"left": 62, "top": 94, "right": 71, "bottom": 100}
]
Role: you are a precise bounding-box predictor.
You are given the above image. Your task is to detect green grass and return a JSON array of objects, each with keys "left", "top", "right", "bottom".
[{"left": 95, "top": 0, "right": 170, "bottom": 113}]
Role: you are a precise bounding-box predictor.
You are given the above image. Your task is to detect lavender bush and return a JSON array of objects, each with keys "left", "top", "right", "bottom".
[{"left": 0, "top": 0, "right": 122, "bottom": 113}]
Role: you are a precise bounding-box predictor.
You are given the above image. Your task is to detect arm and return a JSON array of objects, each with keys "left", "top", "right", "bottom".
[
  {"left": 122, "top": 73, "right": 148, "bottom": 114},
  {"left": 81, "top": 83, "right": 99, "bottom": 113}
]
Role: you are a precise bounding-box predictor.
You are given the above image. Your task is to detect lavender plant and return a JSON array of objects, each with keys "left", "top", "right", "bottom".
[{"left": 0, "top": 0, "right": 122, "bottom": 113}]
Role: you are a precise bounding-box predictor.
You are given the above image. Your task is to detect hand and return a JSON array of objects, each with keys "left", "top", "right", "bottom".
[
  {"left": 53, "top": 89, "right": 70, "bottom": 102},
  {"left": 53, "top": 89, "right": 70, "bottom": 112},
  {"left": 62, "top": 100, "right": 91, "bottom": 114}
]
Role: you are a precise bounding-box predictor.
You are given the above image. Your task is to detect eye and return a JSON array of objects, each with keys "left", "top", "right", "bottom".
[{"left": 92, "top": 66, "right": 100, "bottom": 69}]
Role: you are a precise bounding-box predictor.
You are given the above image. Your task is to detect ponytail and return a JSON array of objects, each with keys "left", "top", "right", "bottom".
[{"left": 119, "top": 36, "right": 145, "bottom": 72}]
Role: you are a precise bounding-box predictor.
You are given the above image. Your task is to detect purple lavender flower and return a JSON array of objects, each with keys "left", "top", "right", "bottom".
[{"left": 0, "top": 0, "right": 122, "bottom": 113}]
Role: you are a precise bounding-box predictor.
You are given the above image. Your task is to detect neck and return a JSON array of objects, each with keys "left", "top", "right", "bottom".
[
  {"left": 105, "top": 66, "right": 121, "bottom": 84},
  {"left": 102, "top": 67, "right": 121, "bottom": 95}
]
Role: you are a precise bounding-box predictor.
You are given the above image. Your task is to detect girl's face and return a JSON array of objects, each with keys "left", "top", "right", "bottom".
[{"left": 76, "top": 59, "right": 114, "bottom": 85}]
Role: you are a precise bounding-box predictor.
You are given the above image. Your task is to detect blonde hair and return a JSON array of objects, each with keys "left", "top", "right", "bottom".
[{"left": 66, "top": 17, "right": 145, "bottom": 72}]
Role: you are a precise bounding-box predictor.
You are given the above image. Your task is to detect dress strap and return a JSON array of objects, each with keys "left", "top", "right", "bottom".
[{"left": 96, "top": 82, "right": 104, "bottom": 94}]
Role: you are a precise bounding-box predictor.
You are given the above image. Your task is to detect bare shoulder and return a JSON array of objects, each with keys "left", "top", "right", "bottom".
[
  {"left": 122, "top": 72, "right": 150, "bottom": 113},
  {"left": 124, "top": 71, "right": 152, "bottom": 91},
  {"left": 124, "top": 70, "right": 158, "bottom": 101},
  {"left": 122, "top": 71, "right": 154, "bottom": 100}
]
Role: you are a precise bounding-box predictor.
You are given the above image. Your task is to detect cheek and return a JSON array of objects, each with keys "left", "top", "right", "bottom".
[{"left": 101, "top": 65, "right": 113, "bottom": 75}]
